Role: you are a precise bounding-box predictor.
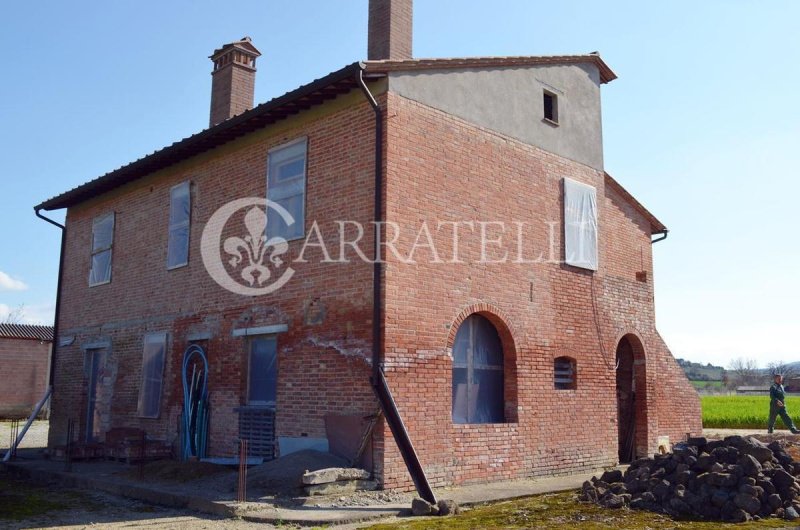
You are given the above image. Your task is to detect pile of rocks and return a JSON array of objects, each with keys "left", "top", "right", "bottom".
[
  {"left": 580, "top": 436, "right": 800, "bottom": 523},
  {"left": 411, "top": 497, "right": 459, "bottom": 517},
  {"left": 302, "top": 467, "right": 377, "bottom": 496}
]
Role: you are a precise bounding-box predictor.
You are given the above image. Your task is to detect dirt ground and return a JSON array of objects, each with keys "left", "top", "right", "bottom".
[
  {"left": 0, "top": 420, "right": 49, "bottom": 452},
  {"left": 0, "top": 472, "right": 278, "bottom": 530},
  {"left": 5, "top": 424, "right": 797, "bottom": 529}
]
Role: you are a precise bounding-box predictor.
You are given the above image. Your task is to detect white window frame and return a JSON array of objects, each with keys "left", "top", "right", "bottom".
[
  {"left": 89, "top": 212, "right": 115, "bottom": 286},
  {"left": 137, "top": 332, "right": 168, "bottom": 418},
  {"left": 167, "top": 181, "right": 191, "bottom": 270},
  {"left": 266, "top": 137, "right": 307, "bottom": 241}
]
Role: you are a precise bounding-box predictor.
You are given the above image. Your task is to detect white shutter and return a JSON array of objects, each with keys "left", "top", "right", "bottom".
[{"left": 564, "top": 178, "right": 598, "bottom": 270}]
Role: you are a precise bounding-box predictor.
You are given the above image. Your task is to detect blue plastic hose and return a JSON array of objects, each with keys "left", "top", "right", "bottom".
[{"left": 181, "top": 344, "right": 209, "bottom": 460}]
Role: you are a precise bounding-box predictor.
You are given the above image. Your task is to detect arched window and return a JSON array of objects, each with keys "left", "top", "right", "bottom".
[
  {"left": 452, "top": 314, "right": 505, "bottom": 424},
  {"left": 554, "top": 356, "right": 577, "bottom": 390}
]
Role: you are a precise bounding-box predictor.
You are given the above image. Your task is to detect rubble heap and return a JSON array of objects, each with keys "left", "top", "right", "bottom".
[{"left": 580, "top": 436, "right": 800, "bottom": 523}]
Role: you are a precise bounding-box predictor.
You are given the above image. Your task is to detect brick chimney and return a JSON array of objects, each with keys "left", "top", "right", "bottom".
[
  {"left": 368, "top": 0, "right": 413, "bottom": 61},
  {"left": 209, "top": 37, "right": 261, "bottom": 127}
]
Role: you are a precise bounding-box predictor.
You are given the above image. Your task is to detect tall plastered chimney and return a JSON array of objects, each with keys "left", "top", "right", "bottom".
[
  {"left": 209, "top": 37, "right": 261, "bottom": 127},
  {"left": 368, "top": 0, "right": 413, "bottom": 61}
]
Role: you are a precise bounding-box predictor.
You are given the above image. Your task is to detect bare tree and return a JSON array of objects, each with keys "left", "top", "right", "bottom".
[
  {"left": 768, "top": 360, "right": 797, "bottom": 381},
  {"left": 1, "top": 304, "right": 25, "bottom": 324},
  {"left": 728, "top": 357, "right": 760, "bottom": 387}
]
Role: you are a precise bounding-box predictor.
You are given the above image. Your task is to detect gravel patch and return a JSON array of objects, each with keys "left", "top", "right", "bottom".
[{"left": 0, "top": 420, "right": 49, "bottom": 451}]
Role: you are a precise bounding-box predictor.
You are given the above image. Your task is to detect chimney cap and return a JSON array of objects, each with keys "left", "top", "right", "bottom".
[{"left": 209, "top": 36, "right": 262, "bottom": 60}]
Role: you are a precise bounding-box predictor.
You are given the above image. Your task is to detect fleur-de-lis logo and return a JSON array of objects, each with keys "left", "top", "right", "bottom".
[
  {"left": 223, "top": 207, "right": 289, "bottom": 286},
  {"left": 201, "top": 198, "right": 296, "bottom": 296}
]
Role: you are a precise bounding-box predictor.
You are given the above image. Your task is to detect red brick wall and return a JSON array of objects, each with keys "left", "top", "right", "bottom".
[
  {"left": 0, "top": 338, "right": 50, "bottom": 418},
  {"left": 368, "top": 0, "right": 413, "bottom": 60},
  {"left": 377, "top": 92, "right": 701, "bottom": 489},
  {"left": 48, "top": 92, "right": 381, "bottom": 454},
  {"left": 210, "top": 63, "right": 256, "bottom": 127}
]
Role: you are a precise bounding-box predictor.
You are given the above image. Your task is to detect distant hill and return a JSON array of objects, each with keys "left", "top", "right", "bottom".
[{"left": 676, "top": 358, "right": 725, "bottom": 381}]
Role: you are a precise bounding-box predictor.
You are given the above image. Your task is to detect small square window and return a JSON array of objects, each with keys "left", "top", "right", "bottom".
[{"left": 543, "top": 90, "right": 559, "bottom": 124}]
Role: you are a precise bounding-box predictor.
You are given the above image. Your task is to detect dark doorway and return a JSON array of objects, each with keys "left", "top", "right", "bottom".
[{"left": 616, "top": 337, "right": 636, "bottom": 463}]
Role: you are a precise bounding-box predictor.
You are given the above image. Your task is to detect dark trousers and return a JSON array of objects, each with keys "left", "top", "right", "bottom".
[{"left": 768, "top": 403, "right": 798, "bottom": 433}]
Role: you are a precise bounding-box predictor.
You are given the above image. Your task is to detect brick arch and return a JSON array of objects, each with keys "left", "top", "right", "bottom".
[
  {"left": 446, "top": 303, "right": 517, "bottom": 354},
  {"left": 446, "top": 303, "right": 518, "bottom": 423},
  {"left": 615, "top": 332, "right": 649, "bottom": 462}
]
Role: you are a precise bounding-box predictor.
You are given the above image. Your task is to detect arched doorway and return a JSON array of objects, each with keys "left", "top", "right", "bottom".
[{"left": 616, "top": 334, "right": 646, "bottom": 463}]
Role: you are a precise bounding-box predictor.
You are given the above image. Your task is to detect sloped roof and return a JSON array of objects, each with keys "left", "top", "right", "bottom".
[
  {"left": 0, "top": 323, "right": 54, "bottom": 342},
  {"left": 364, "top": 54, "right": 617, "bottom": 83},
  {"left": 604, "top": 172, "right": 667, "bottom": 234},
  {"left": 35, "top": 54, "right": 616, "bottom": 211}
]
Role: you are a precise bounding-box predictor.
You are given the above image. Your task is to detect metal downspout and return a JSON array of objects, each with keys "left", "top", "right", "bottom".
[
  {"left": 356, "top": 68, "right": 437, "bottom": 505},
  {"left": 34, "top": 207, "right": 65, "bottom": 389}
]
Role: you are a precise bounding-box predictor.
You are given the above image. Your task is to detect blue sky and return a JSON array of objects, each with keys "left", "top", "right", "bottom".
[{"left": 1, "top": 1, "right": 798, "bottom": 369}]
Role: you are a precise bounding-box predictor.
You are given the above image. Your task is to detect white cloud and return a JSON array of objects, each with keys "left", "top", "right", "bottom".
[
  {"left": 662, "top": 321, "right": 799, "bottom": 370},
  {"left": 0, "top": 270, "right": 28, "bottom": 291},
  {"left": 0, "top": 302, "right": 54, "bottom": 325}
]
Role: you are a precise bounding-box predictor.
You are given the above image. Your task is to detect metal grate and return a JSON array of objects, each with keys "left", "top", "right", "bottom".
[
  {"left": 236, "top": 407, "right": 275, "bottom": 460},
  {"left": 554, "top": 357, "right": 576, "bottom": 390}
]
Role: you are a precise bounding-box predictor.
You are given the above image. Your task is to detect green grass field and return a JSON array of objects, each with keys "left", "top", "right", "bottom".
[
  {"left": 702, "top": 395, "right": 800, "bottom": 429},
  {"left": 690, "top": 380, "right": 724, "bottom": 390}
]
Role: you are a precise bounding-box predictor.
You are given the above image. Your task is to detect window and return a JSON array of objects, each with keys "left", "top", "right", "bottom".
[
  {"left": 137, "top": 332, "right": 167, "bottom": 418},
  {"left": 563, "top": 178, "right": 598, "bottom": 270},
  {"left": 266, "top": 138, "right": 307, "bottom": 241},
  {"left": 554, "top": 356, "right": 577, "bottom": 390},
  {"left": 248, "top": 335, "right": 277, "bottom": 406},
  {"left": 543, "top": 89, "right": 558, "bottom": 124},
  {"left": 89, "top": 213, "right": 114, "bottom": 286},
  {"left": 452, "top": 314, "right": 505, "bottom": 424},
  {"left": 167, "top": 181, "right": 191, "bottom": 269}
]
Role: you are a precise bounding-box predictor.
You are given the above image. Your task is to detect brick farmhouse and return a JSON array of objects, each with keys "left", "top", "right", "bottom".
[
  {"left": 35, "top": 0, "right": 701, "bottom": 490},
  {"left": 0, "top": 324, "right": 52, "bottom": 418}
]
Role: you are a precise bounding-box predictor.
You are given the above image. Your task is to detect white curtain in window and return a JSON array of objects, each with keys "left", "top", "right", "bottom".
[{"left": 563, "top": 178, "right": 598, "bottom": 271}]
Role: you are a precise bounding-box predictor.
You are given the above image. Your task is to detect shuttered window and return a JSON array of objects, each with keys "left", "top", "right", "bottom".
[{"left": 564, "top": 178, "right": 598, "bottom": 270}]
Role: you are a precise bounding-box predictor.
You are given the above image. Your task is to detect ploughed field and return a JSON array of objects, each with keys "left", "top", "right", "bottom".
[{"left": 702, "top": 396, "right": 800, "bottom": 430}]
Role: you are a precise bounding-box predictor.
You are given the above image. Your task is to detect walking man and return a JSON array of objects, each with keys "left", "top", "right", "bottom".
[{"left": 769, "top": 373, "right": 800, "bottom": 434}]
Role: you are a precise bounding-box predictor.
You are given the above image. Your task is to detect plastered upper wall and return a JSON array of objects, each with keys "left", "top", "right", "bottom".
[{"left": 387, "top": 63, "right": 604, "bottom": 170}]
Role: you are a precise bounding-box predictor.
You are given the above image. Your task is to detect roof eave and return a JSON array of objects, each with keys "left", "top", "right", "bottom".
[
  {"left": 604, "top": 172, "right": 667, "bottom": 234},
  {"left": 364, "top": 54, "right": 617, "bottom": 84}
]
